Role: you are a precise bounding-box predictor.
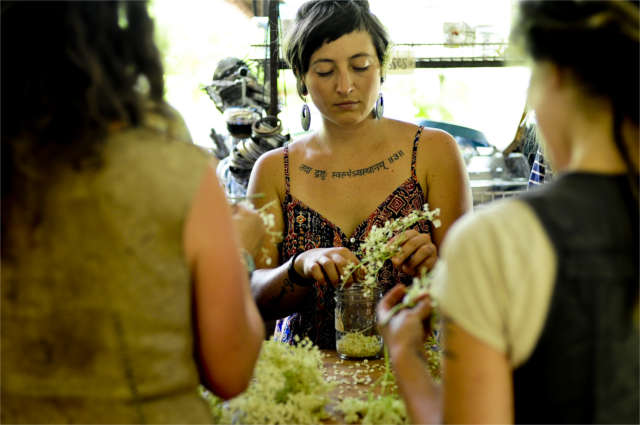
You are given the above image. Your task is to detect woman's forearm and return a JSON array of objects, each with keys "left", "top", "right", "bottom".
[
  {"left": 250, "top": 257, "right": 313, "bottom": 321},
  {"left": 193, "top": 256, "right": 268, "bottom": 398},
  {"left": 391, "top": 346, "right": 442, "bottom": 424}
]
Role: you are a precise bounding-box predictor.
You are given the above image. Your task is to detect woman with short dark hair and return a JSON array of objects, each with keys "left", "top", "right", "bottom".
[{"left": 249, "top": 0, "right": 471, "bottom": 348}]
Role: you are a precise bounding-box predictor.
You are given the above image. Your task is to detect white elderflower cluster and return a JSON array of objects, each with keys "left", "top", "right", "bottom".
[
  {"left": 201, "top": 337, "right": 417, "bottom": 424},
  {"left": 336, "top": 348, "right": 408, "bottom": 424},
  {"left": 340, "top": 204, "right": 441, "bottom": 291},
  {"left": 338, "top": 395, "right": 408, "bottom": 425},
  {"left": 202, "top": 338, "right": 334, "bottom": 424}
]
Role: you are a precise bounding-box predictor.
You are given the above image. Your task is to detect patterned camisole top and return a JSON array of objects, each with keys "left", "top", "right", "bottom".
[{"left": 275, "top": 126, "right": 431, "bottom": 349}]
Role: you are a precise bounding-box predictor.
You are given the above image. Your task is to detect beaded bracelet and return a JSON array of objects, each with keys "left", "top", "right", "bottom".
[{"left": 287, "top": 252, "right": 315, "bottom": 287}]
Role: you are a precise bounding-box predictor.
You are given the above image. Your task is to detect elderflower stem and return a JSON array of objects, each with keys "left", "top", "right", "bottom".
[
  {"left": 380, "top": 302, "right": 412, "bottom": 327},
  {"left": 339, "top": 262, "right": 363, "bottom": 289},
  {"left": 257, "top": 199, "right": 277, "bottom": 213},
  {"left": 228, "top": 193, "right": 265, "bottom": 201}
]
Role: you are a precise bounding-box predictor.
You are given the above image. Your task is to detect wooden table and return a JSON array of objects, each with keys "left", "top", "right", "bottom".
[{"left": 320, "top": 349, "right": 398, "bottom": 424}]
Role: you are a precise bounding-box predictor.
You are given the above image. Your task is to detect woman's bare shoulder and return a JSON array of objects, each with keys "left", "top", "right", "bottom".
[
  {"left": 384, "top": 118, "right": 420, "bottom": 138},
  {"left": 254, "top": 145, "right": 284, "bottom": 171},
  {"left": 257, "top": 133, "right": 313, "bottom": 165},
  {"left": 416, "top": 125, "right": 459, "bottom": 159},
  {"left": 383, "top": 118, "right": 449, "bottom": 144}
]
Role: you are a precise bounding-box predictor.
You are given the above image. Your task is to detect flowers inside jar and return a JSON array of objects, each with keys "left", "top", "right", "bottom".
[
  {"left": 335, "top": 204, "right": 441, "bottom": 359},
  {"left": 335, "top": 284, "right": 383, "bottom": 359}
]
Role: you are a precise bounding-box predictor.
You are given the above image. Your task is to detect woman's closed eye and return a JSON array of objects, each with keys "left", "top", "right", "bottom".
[
  {"left": 313, "top": 65, "right": 334, "bottom": 77},
  {"left": 351, "top": 56, "right": 373, "bottom": 72},
  {"left": 316, "top": 66, "right": 369, "bottom": 77}
]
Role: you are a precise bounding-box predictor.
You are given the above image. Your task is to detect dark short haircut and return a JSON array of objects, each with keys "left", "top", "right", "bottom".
[{"left": 284, "top": 0, "right": 390, "bottom": 97}]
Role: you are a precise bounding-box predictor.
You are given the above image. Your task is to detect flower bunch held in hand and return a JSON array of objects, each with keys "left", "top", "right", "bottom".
[
  {"left": 340, "top": 204, "right": 441, "bottom": 291},
  {"left": 379, "top": 269, "right": 443, "bottom": 380},
  {"left": 256, "top": 200, "right": 281, "bottom": 266},
  {"left": 229, "top": 193, "right": 281, "bottom": 267},
  {"left": 379, "top": 269, "right": 437, "bottom": 327}
]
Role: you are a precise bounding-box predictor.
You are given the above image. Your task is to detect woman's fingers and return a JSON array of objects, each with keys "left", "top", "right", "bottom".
[
  {"left": 332, "top": 251, "right": 359, "bottom": 283},
  {"left": 377, "top": 284, "right": 406, "bottom": 316},
  {"left": 303, "top": 247, "right": 361, "bottom": 287},
  {"left": 308, "top": 262, "right": 326, "bottom": 284},
  {"left": 391, "top": 231, "right": 437, "bottom": 274},
  {"left": 402, "top": 243, "right": 437, "bottom": 275},
  {"left": 318, "top": 256, "right": 340, "bottom": 283},
  {"left": 412, "top": 297, "right": 432, "bottom": 321},
  {"left": 391, "top": 230, "right": 429, "bottom": 265}
]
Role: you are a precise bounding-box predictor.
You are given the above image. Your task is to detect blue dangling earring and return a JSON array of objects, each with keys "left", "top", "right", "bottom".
[
  {"left": 301, "top": 102, "right": 311, "bottom": 131},
  {"left": 373, "top": 92, "right": 384, "bottom": 120}
]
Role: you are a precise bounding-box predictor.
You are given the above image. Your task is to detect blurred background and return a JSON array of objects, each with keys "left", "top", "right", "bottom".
[
  {"left": 150, "top": 0, "right": 529, "bottom": 150},
  {"left": 150, "top": 0, "right": 537, "bottom": 204}
]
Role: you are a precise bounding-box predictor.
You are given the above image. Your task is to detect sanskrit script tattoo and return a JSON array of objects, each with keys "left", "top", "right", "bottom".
[
  {"left": 299, "top": 164, "right": 327, "bottom": 181},
  {"left": 298, "top": 150, "right": 404, "bottom": 181}
]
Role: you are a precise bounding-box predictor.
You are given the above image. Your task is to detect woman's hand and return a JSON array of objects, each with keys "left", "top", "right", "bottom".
[
  {"left": 293, "top": 247, "right": 362, "bottom": 287},
  {"left": 389, "top": 229, "right": 438, "bottom": 276},
  {"left": 377, "top": 284, "right": 443, "bottom": 424},
  {"left": 377, "top": 284, "right": 432, "bottom": 357},
  {"left": 231, "top": 201, "right": 266, "bottom": 260}
]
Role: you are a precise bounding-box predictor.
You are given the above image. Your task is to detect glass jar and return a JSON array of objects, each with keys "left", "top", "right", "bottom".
[{"left": 334, "top": 284, "right": 383, "bottom": 360}]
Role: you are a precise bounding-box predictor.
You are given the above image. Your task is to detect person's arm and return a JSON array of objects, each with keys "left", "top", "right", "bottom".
[
  {"left": 421, "top": 129, "right": 472, "bottom": 248},
  {"left": 378, "top": 285, "right": 441, "bottom": 424},
  {"left": 441, "top": 316, "right": 514, "bottom": 424},
  {"left": 246, "top": 150, "right": 315, "bottom": 320},
  {"left": 247, "top": 150, "right": 362, "bottom": 320},
  {"left": 379, "top": 287, "right": 514, "bottom": 424},
  {"left": 389, "top": 129, "right": 471, "bottom": 276},
  {"left": 184, "top": 165, "right": 264, "bottom": 399}
]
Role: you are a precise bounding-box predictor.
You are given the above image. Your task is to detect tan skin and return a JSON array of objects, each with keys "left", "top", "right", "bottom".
[
  {"left": 378, "top": 61, "right": 636, "bottom": 424},
  {"left": 248, "top": 30, "right": 471, "bottom": 320},
  {"left": 184, "top": 164, "right": 265, "bottom": 400}
]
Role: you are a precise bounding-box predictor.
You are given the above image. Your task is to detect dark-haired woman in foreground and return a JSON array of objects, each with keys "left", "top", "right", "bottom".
[
  {"left": 248, "top": 0, "right": 471, "bottom": 349},
  {"left": 379, "top": 1, "right": 639, "bottom": 423}
]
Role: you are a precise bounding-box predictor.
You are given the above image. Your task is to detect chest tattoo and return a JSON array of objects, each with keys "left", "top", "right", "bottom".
[{"left": 298, "top": 149, "right": 405, "bottom": 181}]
